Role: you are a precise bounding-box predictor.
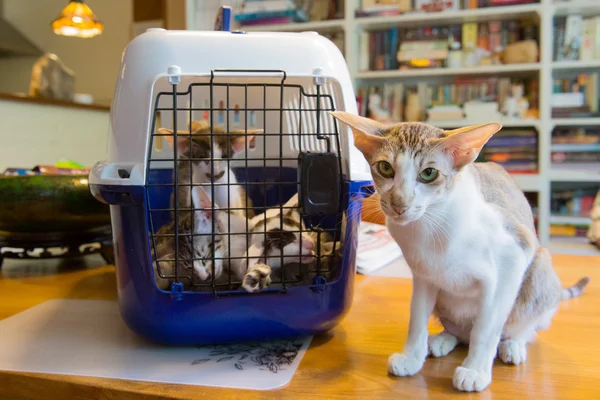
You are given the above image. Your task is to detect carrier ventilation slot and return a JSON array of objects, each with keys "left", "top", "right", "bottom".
[{"left": 286, "top": 81, "right": 340, "bottom": 154}]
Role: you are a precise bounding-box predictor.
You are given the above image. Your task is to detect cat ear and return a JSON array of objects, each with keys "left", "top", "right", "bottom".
[
  {"left": 328, "top": 111, "right": 388, "bottom": 159},
  {"left": 158, "top": 128, "right": 175, "bottom": 147},
  {"left": 230, "top": 129, "right": 263, "bottom": 153},
  {"left": 189, "top": 120, "right": 210, "bottom": 133},
  {"left": 158, "top": 128, "right": 197, "bottom": 155},
  {"left": 434, "top": 123, "right": 502, "bottom": 169},
  {"left": 191, "top": 187, "right": 214, "bottom": 218}
]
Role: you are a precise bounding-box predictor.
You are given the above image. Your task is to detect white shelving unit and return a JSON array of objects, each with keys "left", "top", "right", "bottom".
[
  {"left": 550, "top": 214, "right": 590, "bottom": 225},
  {"left": 354, "top": 63, "right": 542, "bottom": 79},
  {"left": 182, "top": 0, "right": 600, "bottom": 252}
]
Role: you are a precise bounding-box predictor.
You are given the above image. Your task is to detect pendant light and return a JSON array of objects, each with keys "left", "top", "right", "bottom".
[{"left": 52, "top": 0, "right": 103, "bottom": 38}]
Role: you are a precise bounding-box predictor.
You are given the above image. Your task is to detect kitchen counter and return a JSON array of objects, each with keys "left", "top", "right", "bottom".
[
  {"left": 0, "top": 92, "right": 110, "bottom": 112},
  {"left": 0, "top": 254, "right": 599, "bottom": 399}
]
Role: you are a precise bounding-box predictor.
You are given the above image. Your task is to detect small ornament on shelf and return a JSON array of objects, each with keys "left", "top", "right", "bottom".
[
  {"left": 502, "top": 84, "right": 530, "bottom": 119},
  {"left": 368, "top": 91, "right": 392, "bottom": 122}
]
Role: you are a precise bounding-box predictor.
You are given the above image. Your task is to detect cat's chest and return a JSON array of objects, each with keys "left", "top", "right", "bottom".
[{"left": 387, "top": 219, "right": 494, "bottom": 289}]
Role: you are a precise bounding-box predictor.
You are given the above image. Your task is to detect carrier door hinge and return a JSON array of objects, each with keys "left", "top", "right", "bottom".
[
  {"left": 167, "top": 65, "right": 182, "bottom": 85},
  {"left": 312, "top": 67, "right": 326, "bottom": 85}
]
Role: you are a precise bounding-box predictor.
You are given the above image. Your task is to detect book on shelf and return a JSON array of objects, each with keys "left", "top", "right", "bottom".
[
  {"left": 234, "top": 0, "right": 298, "bottom": 25},
  {"left": 552, "top": 143, "right": 600, "bottom": 152},
  {"left": 551, "top": 73, "right": 599, "bottom": 116},
  {"left": 477, "top": 128, "right": 538, "bottom": 173},
  {"left": 358, "top": 76, "right": 538, "bottom": 128},
  {"left": 363, "top": 20, "right": 538, "bottom": 72},
  {"left": 357, "top": 0, "right": 538, "bottom": 17},
  {"left": 415, "top": 0, "right": 459, "bottom": 12},
  {"left": 552, "top": 126, "right": 600, "bottom": 145},
  {"left": 551, "top": 152, "right": 600, "bottom": 163},
  {"left": 551, "top": 188, "right": 597, "bottom": 233},
  {"left": 550, "top": 224, "right": 590, "bottom": 238},
  {"left": 555, "top": 15, "right": 600, "bottom": 61},
  {"left": 427, "top": 104, "right": 464, "bottom": 120},
  {"left": 550, "top": 127, "right": 600, "bottom": 167}
]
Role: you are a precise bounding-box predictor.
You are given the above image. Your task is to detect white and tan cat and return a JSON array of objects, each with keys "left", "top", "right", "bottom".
[{"left": 330, "top": 111, "right": 590, "bottom": 392}]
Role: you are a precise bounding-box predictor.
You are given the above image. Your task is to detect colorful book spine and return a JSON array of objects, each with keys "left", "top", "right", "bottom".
[
  {"left": 581, "top": 17, "right": 596, "bottom": 61},
  {"left": 462, "top": 23, "right": 478, "bottom": 51},
  {"left": 486, "top": 137, "right": 538, "bottom": 147}
]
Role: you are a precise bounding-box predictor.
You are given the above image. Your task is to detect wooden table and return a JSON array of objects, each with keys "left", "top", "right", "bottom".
[{"left": 1, "top": 254, "right": 598, "bottom": 399}]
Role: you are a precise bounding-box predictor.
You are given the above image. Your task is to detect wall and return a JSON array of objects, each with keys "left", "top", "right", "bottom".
[
  {"left": 0, "top": 0, "right": 133, "bottom": 105},
  {"left": 0, "top": 100, "right": 109, "bottom": 170},
  {"left": 0, "top": 56, "right": 37, "bottom": 94}
]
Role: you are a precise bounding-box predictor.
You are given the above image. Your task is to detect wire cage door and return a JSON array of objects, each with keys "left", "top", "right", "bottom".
[{"left": 145, "top": 69, "right": 347, "bottom": 296}]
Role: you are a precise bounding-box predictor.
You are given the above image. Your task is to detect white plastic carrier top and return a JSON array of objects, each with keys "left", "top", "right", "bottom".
[{"left": 89, "top": 28, "right": 371, "bottom": 186}]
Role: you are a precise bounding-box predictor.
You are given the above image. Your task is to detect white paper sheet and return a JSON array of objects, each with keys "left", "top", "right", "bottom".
[
  {"left": 0, "top": 299, "right": 311, "bottom": 390},
  {"left": 356, "top": 221, "right": 403, "bottom": 274}
]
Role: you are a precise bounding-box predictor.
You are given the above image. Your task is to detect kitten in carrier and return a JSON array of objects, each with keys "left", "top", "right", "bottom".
[
  {"left": 158, "top": 120, "right": 262, "bottom": 218},
  {"left": 242, "top": 193, "right": 338, "bottom": 292}
]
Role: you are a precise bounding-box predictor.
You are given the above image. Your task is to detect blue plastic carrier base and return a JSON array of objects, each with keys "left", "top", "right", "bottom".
[{"left": 92, "top": 166, "right": 372, "bottom": 345}]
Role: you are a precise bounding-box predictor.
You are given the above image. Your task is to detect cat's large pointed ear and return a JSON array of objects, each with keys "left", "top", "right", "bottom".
[
  {"left": 158, "top": 128, "right": 175, "bottom": 148},
  {"left": 191, "top": 186, "right": 214, "bottom": 219},
  {"left": 158, "top": 127, "right": 196, "bottom": 155},
  {"left": 433, "top": 123, "right": 502, "bottom": 169},
  {"left": 190, "top": 120, "right": 210, "bottom": 133},
  {"left": 328, "top": 111, "right": 388, "bottom": 159},
  {"left": 229, "top": 129, "right": 263, "bottom": 153}
]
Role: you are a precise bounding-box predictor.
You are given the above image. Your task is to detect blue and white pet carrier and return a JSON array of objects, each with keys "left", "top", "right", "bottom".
[{"left": 89, "top": 29, "right": 373, "bottom": 345}]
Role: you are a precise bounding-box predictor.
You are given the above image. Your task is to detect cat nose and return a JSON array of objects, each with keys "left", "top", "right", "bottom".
[{"left": 392, "top": 205, "right": 408, "bottom": 215}]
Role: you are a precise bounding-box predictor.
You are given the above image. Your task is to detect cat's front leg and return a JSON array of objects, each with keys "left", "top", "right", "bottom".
[
  {"left": 454, "top": 265, "right": 525, "bottom": 392},
  {"left": 389, "top": 276, "right": 438, "bottom": 377}
]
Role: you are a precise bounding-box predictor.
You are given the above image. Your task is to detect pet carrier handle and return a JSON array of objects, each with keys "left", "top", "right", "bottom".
[
  {"left": 88, "top": 161, "right": 146, "bottom": 205},
  {"left": 210, "top": 69, "right": 287, "bottom": 81}
]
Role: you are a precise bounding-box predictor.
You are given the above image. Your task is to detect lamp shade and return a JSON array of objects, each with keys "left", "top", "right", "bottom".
[{"left": 52, "top": 0, "right": 103, "bottom": 38}]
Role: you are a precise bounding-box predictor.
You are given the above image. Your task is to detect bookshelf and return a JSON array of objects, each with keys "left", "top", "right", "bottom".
[
  {"left": 181, "top": 0, "right": 599, "bottom": 253},
  {"left": 354, "top": 3, "right": 542, "bottom": 30},
  {"left": 551, "top": 118, "right": 600, "bottom": 127},
  {"left": 552, "top": 60, "right": 600, "bottom": 71},
  {"left": 354, "top": 63, "right": 542, "bottom": 78},
  {"left": 241, "top": 19, "right": 345, "bottom": 32}
]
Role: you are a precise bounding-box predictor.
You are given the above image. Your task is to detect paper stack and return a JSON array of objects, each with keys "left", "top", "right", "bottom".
[{"left": 356, "top": 221, "right": 402, "bottom": 275}]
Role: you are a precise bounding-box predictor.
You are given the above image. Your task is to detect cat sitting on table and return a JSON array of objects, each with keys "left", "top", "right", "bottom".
[{"left": 330, "top": 111, "right": 590, "bottom": 393}]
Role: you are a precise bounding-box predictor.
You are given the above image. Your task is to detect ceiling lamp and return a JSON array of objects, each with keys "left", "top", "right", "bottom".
[{"left": 52, "top": 0, "right": 103, "bottom": 38}]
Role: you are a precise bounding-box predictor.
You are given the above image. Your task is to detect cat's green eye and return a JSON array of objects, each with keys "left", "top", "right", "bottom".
[
  {"left": 376, "top": 161, "right": 395, "bottom": 178},
  {"left": 418, "top": 167, "right": 439, "bottom": 183}
]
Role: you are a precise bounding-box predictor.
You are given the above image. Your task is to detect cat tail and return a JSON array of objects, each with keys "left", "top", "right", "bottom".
[{"left": 561, "top": 276, "right": 591, "bottom": 300}]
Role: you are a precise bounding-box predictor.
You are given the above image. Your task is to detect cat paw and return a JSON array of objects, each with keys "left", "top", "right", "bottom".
[
  {"left": 428, "top": 331, "right": 459, "bottom": 358},
  {"left": 242, "top": 264, "right": 272, "bottom": 293},
  {"left": 388, "top": 353, "right": 424, "bottom": 377},
  {"left": 193, "top": 260, "right": 210, "bottom": 281},
  {"left": 498, "top": 340, "right": 527, "bottom": 365},
  {"left": 453, "top": 366, "right": 491, "bottom": 392}
]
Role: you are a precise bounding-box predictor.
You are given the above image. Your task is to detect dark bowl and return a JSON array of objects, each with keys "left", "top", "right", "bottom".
[{"left": 0, "top": 175, "right": 111, "bottom": 234}]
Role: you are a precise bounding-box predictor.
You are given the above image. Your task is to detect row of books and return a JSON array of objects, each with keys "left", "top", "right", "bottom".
[
  {"left": 360, "top": 20, "right": 537, "bottom": 71},
  {"left": 551, "top": 127, "right": 600, "bottom": 172},
  {"left": 554, "top": 15, "right": 600, "bottom": 62},
  {"left": 234, "top": 0, "right": 307, "bottom": 26},
  {"left": 357, "top": 77, "right": 538, "bottom": 123},
  {"left": 476, "top": 128, "right": 538, "bottom": 173},
  {"left": 357, "top": 0, "right": 538, "bottom": 17},
  {"left": 552, "top": 127, "right": 600, "bottom": 145},
  {"left": 551, "top": 73, "right": 599, "bottom": 118},
  {"left": 550, "top": 187, "right": 597, "bottom": 237}
]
